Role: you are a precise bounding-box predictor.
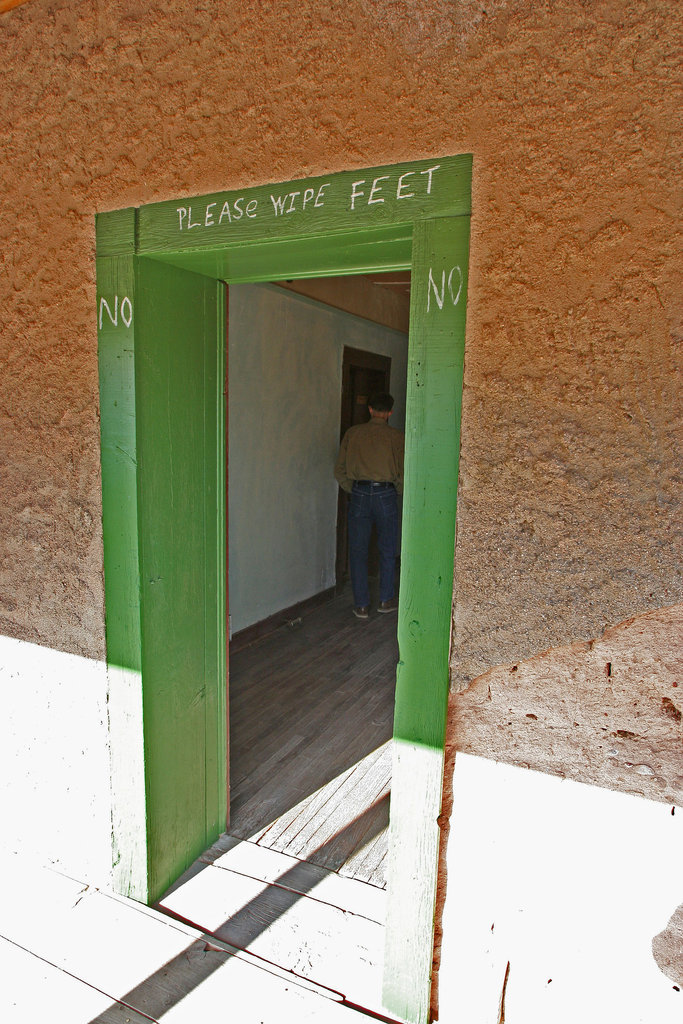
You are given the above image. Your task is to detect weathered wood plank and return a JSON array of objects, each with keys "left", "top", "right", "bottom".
[
  {"left": 246, "top": 756, "right": 363, "bottom": 849},
  {"left": 257, "top": 742, "right": 387, "bottom": 857},
  {"left": 97, "top": 241, "right": 149, "bottom": 901},
  {"left": 157, "top": 862, "right": 386, "bottom": 1012},
  {"left": 279, "top": 748, "right": 391, "bottom": 871},
  {"left": 383, "top": 214, "right": 471, "bottom": 1024},
  {"left": 0, "top": 860, "right": 375, "bottom": 1022},
  {"left": 143, "top": 940, "right": 377, "bottom": 1024},
  {"left": 135, "top": 258, "right": 227, "bottom": 900},
  {"left": 1, "top": 884, "right": 198, "bottom": 1007},
  {"left": 201, "top": 836, "right": 386, "bottom": 924},
  {"left": 96, "top": 207, "right": 137, "bottom": 256},
  {"left": 0, "top": 937, "right": 154, "bottom": 1024},
  {"left": 338, "top": 804, "right": 391, "bottom": 889},
  {"left": 138, "top": 157, "right": 472, "bottom": 255}
]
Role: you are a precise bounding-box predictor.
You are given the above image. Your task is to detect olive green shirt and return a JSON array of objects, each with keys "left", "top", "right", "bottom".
[{"left": 334, "top": 417, "right": 404, "bottom": 494}]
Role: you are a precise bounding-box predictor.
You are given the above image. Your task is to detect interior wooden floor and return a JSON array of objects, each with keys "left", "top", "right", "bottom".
[{"left": 228, "top": 584, "right": 398, "bottom": 888}]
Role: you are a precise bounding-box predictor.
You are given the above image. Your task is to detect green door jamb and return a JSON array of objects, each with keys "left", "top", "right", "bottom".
[
  {"left": 97, "top": 209, "right": 149, "bottom": 899},
  {"left": 97, "top": 155, "right": 472, "bottom": 1024},
  {"left": 384, "top": 215, "right": 470, "bottom": 1022},
  {"left": 97, "top": 215, "right": 227, "bottom": 903}
]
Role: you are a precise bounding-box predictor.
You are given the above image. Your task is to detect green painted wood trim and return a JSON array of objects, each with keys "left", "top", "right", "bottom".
[
  {"left": 97, "top": 249, "right": 141, "bottom": 673},
  {"left": 138, "top": 155, "right": 472, "bottom": 254},
  {"left": 141, "top": 223, "right": 414, "bottom": 286},
  {"left": 135, "top": 258, "right": 227, "bottom": 901},
  {"left": 383, "top": 215, "right": 471, "bottom": 1024},
  {"left": 202, "top": 281, "right": 228, "bottom": 843},
  {"left": 98, "top": 241, "right": 227, "bottom": 901},
  {"left": 97, "top": 236, "right": 150, "bottom": 901},
  {"left": 96, "top": 208, "right": 137, "bottom": 257}
]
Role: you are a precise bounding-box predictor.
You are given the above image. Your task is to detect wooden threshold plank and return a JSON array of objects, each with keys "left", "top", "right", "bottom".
[
  {"left": 157, "top": 940, "right": 380, "bottom": 1023},
  {"left": 339, "top": 816, "right": 390, "bottom": 889},
  {"left": 234, "top": 745, "right": 365, "bottom": 845},
  {"left": 203, "top": 835, "right": 387, "bottom": 924},
  {"left": 157, "top": 862, "right": 385, "bottom": 1012},
  {"left": 1, "top": 860, "right": 377, "bottom": 1023},
  {"left": 1, "top": 883, "right": 207, "bottom": 1015},
  {"left": 252, "top": 760, "right": 366, "bottom": 852},
  {"left": 298, "top": 790, "right": 390, "bottom": 877}
]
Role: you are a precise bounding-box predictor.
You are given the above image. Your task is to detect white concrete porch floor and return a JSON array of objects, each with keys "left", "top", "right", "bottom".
[{"left": 0, "top": 851, "right": 399, "bottom": 1023}]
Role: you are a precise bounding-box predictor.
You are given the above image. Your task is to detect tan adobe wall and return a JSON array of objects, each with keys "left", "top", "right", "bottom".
[{"left": 1, "top": 0, "right": 679, "bottom": 669}]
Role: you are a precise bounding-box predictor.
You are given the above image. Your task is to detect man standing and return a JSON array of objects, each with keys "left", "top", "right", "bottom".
[{"left": 334, "top": 392, "right": 404, "bottom": 619}]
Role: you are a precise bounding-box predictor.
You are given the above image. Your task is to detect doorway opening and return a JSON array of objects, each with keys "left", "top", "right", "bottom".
[
  {"left": 96, "top": 154, "right": 472, "bottom": 1024},
  {"left": 226, "top": 273, "right": 410, "bottom": 873},
  {"left": 156, "top": 273, "right": 411, "bottom": 1015}
]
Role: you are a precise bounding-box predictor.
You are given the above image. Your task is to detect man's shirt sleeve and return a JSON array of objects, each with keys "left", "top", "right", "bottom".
[{"left": 334, "top": 431, "right": 354, "bottom": 492}]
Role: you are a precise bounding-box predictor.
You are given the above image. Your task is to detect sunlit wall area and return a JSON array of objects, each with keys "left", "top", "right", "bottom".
[
  {"left": 438, "top": 755, "right": 683, "bottom": 1024},
  {"left": 0, "top": 636, "right": 112, "bottom": 885}
]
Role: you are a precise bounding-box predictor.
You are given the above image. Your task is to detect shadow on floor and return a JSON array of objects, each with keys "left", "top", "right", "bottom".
[{"left": 87, "top": 800, "right": 395, "bottom": 1024}]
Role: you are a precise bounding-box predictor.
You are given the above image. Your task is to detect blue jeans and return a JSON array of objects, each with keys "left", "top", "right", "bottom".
[{"left": 348, "top": 483, "right": 399, "bottom": 608}]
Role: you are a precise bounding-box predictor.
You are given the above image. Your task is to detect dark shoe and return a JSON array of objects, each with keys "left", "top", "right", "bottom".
[
  {"left": 377, "top": 597, "right": 398, "bottom": 614},
  {"left": 353, "top": 606, "right": 369, "bottom": 619}
]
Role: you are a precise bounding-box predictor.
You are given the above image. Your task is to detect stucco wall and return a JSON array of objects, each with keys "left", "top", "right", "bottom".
[
  {"left": 1, "top": 0, "right": 681, "bottom": 1016},
  {"left": 2, "top": 0, "right": 679, "bottom": 668}
]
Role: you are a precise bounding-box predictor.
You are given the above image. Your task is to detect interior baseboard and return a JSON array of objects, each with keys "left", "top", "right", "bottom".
[{"left": 229, "top": 586, "right": 337, "bottom": 653}]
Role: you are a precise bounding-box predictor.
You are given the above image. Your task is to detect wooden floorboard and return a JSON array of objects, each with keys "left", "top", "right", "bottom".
[
  {"left": 199, "top": 837, "right": 387, "bottom": 924},
  {"left": 0, "top": 935, "right": 154, "bottom": 1024},
  {"left": 228, "top": 585, "right": 398, "bottom": 886},
  {"left": 0, "top": 856, "right": 379, "bottom": 1024},
  {"left": 157, "top": 860, "right": 385, "bottom": 1012}
]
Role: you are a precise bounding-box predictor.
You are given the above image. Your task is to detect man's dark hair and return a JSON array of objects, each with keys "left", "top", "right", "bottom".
[{"left": 368, "top": 392, "right": 394, "bottom": 413}]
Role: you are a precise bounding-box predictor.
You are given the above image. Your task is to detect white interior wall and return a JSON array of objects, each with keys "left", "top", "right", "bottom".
[{"left": 228, "top": 283, "right": 408, "bottom": 634}]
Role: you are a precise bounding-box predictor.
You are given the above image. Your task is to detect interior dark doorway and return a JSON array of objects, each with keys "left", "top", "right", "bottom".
[{"left": 335, "top": 345, "right": 393, "bottom": 587}]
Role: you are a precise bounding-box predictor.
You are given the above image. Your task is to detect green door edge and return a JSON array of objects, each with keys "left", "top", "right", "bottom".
[{"left": 96, "top": 155, "right": 472, "bottom": 1024}]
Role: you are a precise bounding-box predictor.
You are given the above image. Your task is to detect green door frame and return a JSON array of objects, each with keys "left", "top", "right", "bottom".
[{"left": 97, "top": 155, "right": 472, "bottom": 1024}]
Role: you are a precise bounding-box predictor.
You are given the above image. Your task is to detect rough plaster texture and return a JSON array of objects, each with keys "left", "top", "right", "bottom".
[
  {"left": 447, "top": 602, "right": 683, "bottom": 808},
  {"left": 435, "top": 755, "right": 683, "bottom": 1023},
  {"left": 0, "top": 635, "right": 111, "bottom": 884},
  {"left": 653, "top": 902, "right": 683, "bottom": 988},
  {"left": 1, "top": 0, "right": 681, "bottom": 1010},
  {"left": 1, "top": 0, "right": 679, "bottom": 668}
]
